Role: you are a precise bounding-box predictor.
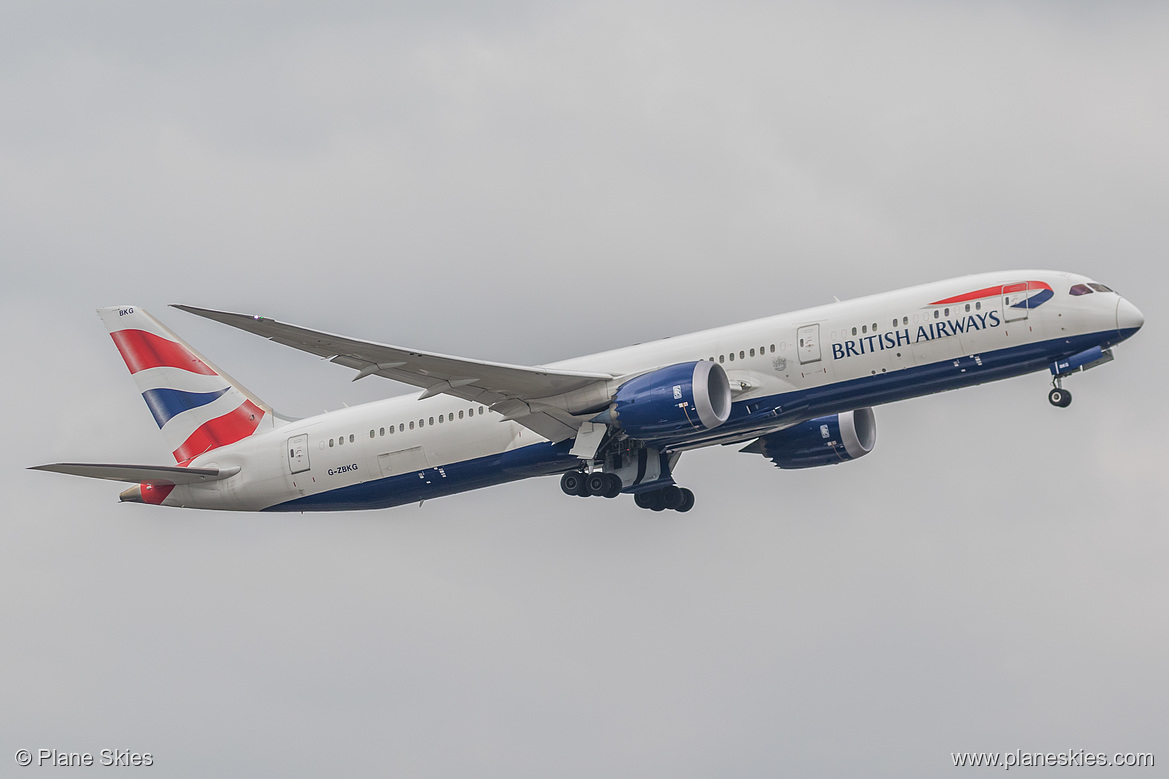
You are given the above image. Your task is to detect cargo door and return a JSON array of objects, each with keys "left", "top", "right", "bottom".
[{"left": 378, "top": 447, "right": 428, "bottom": 479}]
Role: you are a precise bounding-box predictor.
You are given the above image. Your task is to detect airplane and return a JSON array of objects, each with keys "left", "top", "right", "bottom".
[{"left": 31, "top": 270, "right": 1143, "bottom": 513}]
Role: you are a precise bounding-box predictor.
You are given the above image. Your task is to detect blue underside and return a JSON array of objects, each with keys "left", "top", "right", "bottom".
[{"left": 264, "top": 328, "right": 1138, "bottom": 512}]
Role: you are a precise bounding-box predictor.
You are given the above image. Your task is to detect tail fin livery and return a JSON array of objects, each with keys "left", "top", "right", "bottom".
[{"left": 98, "top": 306, "right": 274, "bottom": 463}]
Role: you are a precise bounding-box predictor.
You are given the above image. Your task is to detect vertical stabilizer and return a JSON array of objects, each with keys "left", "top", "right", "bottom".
[{"left": 98, "top": 306, "right": 274, "bottom": 463}]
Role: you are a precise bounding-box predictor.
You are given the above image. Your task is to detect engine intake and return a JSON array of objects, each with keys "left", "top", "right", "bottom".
[
  {"left": 749, "top": 408, "right": 876, "bottom": 469},
  {"left": 600, "top": 361, "right": 731, "bottom": 439}
]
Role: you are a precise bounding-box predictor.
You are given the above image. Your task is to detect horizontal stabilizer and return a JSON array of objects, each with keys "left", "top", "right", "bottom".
[{"left": 29, "top": 462, "right": 238, "bottom": 485}]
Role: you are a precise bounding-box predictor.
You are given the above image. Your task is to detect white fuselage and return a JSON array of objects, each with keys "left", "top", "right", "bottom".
[{"left": 160, "top": 270, "right": 1141, "bottom": 511}]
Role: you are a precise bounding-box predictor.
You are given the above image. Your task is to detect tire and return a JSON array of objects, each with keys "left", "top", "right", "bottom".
[
  {"left": 561, "top": 472, "right": 586, "bottom": 497},
  {"left": 1059, "top": 389, "right": 1073, "bottom": 408},
  {"left": 660, "top": 485, "right": 683, "bottom": 511},
  {"left": 586, "top": 473, "right": 609, "bottom": 497},
  {"left": 603, "top": 473, "right": 623, "bottom": 499},
  {"left": 676, "top": 488, "right": 695, "bottom": 513},
  {"left": 634, "top": 491, "right": 654, "bottom": 509},
  {"left": 1049, "top": 388, "right": 1071, "bottom": 408}
]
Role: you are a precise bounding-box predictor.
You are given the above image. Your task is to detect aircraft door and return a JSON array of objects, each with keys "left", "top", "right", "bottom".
[
  {"left": 287, "top": 434, "right": 310, "bottom": 474},
  {"left": 1002, "top": 282, "right": 1031, "bottom": 323},
  {"left": 378, "top": 447, "right": 428, "bottom": 479},
  {"left": 797, "top": 324, "right": 822, "bottom": 364}
]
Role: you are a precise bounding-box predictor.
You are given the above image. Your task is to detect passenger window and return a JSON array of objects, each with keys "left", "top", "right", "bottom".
[
  {"left": 399, "top": 423, "right": 404, "bottom": 432},
  {"left": 943, "top": 309, "right": 949, "bottom": 317},
  {"left": 852, "top": 327, "right": 857, "bottom": 336},
  {"left": 719, "top": 355, "right": 724, "bottom": 363},
  {"left": 429, "top": 417, "right": 434, "bottom": 425},
  {"left": 369, "top": 430, "right": 375, "bottom": 439},
  {"left": 872, "top": 322, "right": 877, "bottom": 331},
  {"left": 479, "top": 406, "right": 485, "bottom": 414},
  {"left": 729, "top": 352, "right": 735, "bottom": 361},
  {"left": 862, "top": 325, "right": 867, "bottom": 334},
  {"left": 902, "top": 317, "right": 908, "bottom": 326},
  {"left": 329, "top": 439, "right": 334, "bottom": 447},
  {"left": 379, "top": 427, "right": 385, "bottom": 436},
  {"left": 1070, "top": 284, "right": 1093, "bottom": 296},
  {"left": 749, "top": 348, "right": 755, "bottom": 357},
  {"left": 975, "top": 302, "right": 981, "bottom": 310},
  {"left": 409, "top": 421, "right": 415, "bottom": 430},
  {"left": 338, "top": 436, "right": 343, "bottom": 446},
  {"left": 770, "top": 344, "right": 775, "bottom": 353},
  {"left": 438, "top": 415, "right": 443, "bottom": 424},
  {"left": 389, "top": 426, "right": 394, "bottom": 434},
  {"left": 349, "top": 434, "right": 354, "bottom": 443},
  {"left": 934, "top": 310, "right": 940, "bottom": 319},
  {"left": 739, "top": 350, "right": 745, "bottom": 359},
  {"left": 459, "top": 410, "right": 464, "bottom": 419},
  {"left": 419, "top": 419, "right": 424, "bottom": 428}
]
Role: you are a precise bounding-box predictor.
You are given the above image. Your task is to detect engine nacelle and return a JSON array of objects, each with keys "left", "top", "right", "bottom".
[
  {"left": 752, "top": 408, "right": 876, "bottom": 469},
  {"left": 600, "top": 361, "right": 732, "bottom": 439}
]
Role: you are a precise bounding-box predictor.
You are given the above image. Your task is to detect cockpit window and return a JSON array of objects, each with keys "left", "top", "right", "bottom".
[
  {"left": 1088, "top": 283, "right": 1114, "bottom": 293},
  {"left": 1069, "top": 284, "right": 1093, "bottom": 296}
]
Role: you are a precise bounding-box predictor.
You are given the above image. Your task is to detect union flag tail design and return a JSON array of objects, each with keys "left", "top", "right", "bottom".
[{"left": 98, "top": 306, "right": 274, "bottom": 464}]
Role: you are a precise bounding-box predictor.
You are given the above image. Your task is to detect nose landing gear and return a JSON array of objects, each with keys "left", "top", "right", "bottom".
[{"left": 1048, "top": 379, "right": 1072, "bottom": 408}]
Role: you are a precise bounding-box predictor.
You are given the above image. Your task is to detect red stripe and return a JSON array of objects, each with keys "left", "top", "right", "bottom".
[
  {"left": 110, "top": 329, "right": 217, "bottom": 375},
  {"left": 140, "top": 483, "right": 176, "bottom": 505},
  {"left": 930, "top": 280, "right": 1052, "bottom": 306},
  {"left": 172, "top": 400, "right": 264, "bottom": 462}
]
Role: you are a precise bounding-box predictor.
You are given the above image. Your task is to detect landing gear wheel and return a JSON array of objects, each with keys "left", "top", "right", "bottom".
[
  {"left": 1048, "top": 387, "right": 1072, "bottom": 408},
  {"left": 603, "top": 473, "right": 623, "bottom": 499},
  {"left": 660, "top": 485, "right": 684, "bottom": 511},
  {"left": 586, "top": 473, "right": 610, "bottom": 497},
  {"left": 635, "top": 490, "right": 666, "bottom": 511},
  {"left": 676, "top": 488, "right": 695, "bottom": 513},
  {"left": 560, "top": 472, "right": 588, "bottom": 497}
]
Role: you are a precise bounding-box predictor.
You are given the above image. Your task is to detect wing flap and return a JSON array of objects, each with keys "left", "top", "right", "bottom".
[{"left": 172, "top": 305, "right": 618, "bottom": 443}]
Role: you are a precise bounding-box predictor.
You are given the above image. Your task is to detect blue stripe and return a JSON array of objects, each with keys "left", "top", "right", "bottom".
[
  {"left": 263, "top": 327, "right": 1140, "bottom": 512},
  {"left": 1013, "top": 288, "right": 1054, "bottom": 308},
  {"left": 142, "top": 387, "right": 230, "bottom": 428}
]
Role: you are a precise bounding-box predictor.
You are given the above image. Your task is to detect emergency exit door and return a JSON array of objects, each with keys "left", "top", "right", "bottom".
[
  {"left": 797, "top": 324, "right": 822, "bottom": 364},
  {"left": 287, "top": 434, "right": 310, "bottom": 474}
]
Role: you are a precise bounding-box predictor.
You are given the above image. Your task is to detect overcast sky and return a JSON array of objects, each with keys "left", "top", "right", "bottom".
[{"left": 2, "top": 1, "right": 1167, "bottom": 776}]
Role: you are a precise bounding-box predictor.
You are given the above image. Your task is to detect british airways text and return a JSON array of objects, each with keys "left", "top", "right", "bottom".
[{"left": 832, "top": 311, "right": 1001, "bottom": 360}]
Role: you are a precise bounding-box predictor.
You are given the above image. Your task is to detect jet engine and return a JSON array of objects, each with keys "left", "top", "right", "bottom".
[
  {"left": 747, "top": 408, "right": 876, "bottom": 469},
  {"left": 599, "top": 361, "right": 731, "bottom": 439}
]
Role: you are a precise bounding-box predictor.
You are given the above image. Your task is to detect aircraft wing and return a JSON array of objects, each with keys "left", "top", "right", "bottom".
[
  {"left": 29, "top": 463, "right": 238, "bottom": 484},
  {"left": 172, "top": 305, "right": 616, "bottom": 443}
]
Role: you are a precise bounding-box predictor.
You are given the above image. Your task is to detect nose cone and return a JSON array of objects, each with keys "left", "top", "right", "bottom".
[{"left": 1116, "top": 297, "right": 1145, "bottom": 333}]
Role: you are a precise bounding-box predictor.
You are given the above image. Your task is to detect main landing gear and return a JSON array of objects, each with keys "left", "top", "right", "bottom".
[
  {"left": 560, "top": 471, "right": 622, "bottom": 499},
  {"left": 1048, "top": 379, "right": 1072, "bottom": 408},
  {"left": 559, "top": 472, "right": 695, "bottom": 511},
  {"left": 634, "top": 485, "right": 695, "bottom": 513}
]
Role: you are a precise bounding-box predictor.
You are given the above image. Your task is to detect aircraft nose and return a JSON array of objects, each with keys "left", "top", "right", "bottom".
[{"left": 1116, "top": 297, "right": 1144, "bottom": 333}]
